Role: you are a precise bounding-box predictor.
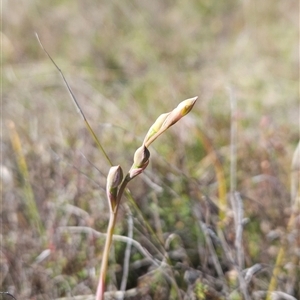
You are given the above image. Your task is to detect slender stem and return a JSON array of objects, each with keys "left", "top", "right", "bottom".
[
  {"left": 96, "top": 212, "right": 117, "bottom": 300},
  {"left": 96, "top": 177, "right": 129, "bottom": 300}
]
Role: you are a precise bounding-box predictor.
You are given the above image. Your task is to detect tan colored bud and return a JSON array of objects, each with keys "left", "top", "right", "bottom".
[
  {"left": 106, "top": 165, "right": 123, "bottom": 211},
  {"left": 160, "top": 96, "right": 198, "bottom": 130},
  {"left": 133, "top": 145, "right": 150, "bottom": 168},
  {"left": 127, "top": 146, "right": 150, "bottom": 180},
  {"left": 143, "top": 112, "right": 170, "bottom": 147},
  {"left": 176, "top": 96, "right": 198, "bottom": 116},
  {"left": 107, "top": 165, "right": 123, "bottom": 190},
  {"left": 144, "top": 97, "right": 197, "bottom": 147}
]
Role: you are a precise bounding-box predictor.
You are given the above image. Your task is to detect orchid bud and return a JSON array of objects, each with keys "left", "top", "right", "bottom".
[
  {"left": 127, "top": 145, "right": 150, "bottom": 180},
  {"left": 143, "top": 112, "right": 170, "bottom": 147},
  {"left": 160, "top": 96, "right": 198, "bottom": 130},
  {"left": 106, "top": 165, "right": 123, "bottom": 211},
  {"left": 144, "top": 97, "right": 197, "bottom": 147},
  {"left": 176, "top": 96, "right": 198, "bottom": 116},
  {"left": 133, "top": 145, "right": 150, "bottom": 168}
]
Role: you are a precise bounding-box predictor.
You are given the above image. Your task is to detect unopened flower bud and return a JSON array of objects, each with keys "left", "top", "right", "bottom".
[
  {"left": 161, "top": 96, "right": 198, "bottom": 130},
  {"left": 127, "top": 146, "right": 150, "bottom": 180},
  {"left": 107, "top": 165, "right": 123, "bottom": 189},
  {"left": 176, "top": 96, "right": 198, "bottom": 116},
  {"left": 144, "top": 97, "right": 197, "bottom": 147},
  {"left": 106, "top": 165, "right": 123, "bottom": 211},
  {"left": 133, "top": 145, "right": 150, "bottom": 168},
  {"left": 143, "top": 112, "right": 170, "bottom": 147}
]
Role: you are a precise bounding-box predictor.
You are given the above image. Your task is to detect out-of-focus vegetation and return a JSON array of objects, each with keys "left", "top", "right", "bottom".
[{"left": 2, "top": 1, "right": 299, "bottom": 299}]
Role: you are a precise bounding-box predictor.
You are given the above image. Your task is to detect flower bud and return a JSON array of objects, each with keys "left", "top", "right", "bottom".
[
  {"left": 127, "top": 146, "right": 150, "bottom": 180},
  {"left": 144, "top": 97, "right": 197, "bottom": 147},
  {"left": 133, "top": 145, "right": 150, "bottom": 168},
  {"left": 176, "top": 96, "right": 198, "bottom": 116},
  {"left": 106, "top": 165, "right": 123, "bottom": 211},
  {"left": 107, "top": 165, "right": 123, "bottom": 189},
  {"left": 143, "top": 112, "right": 170, "bottom": 147},
  {"left": 161, "top": 96, "right": 198, "bottom": 130}
]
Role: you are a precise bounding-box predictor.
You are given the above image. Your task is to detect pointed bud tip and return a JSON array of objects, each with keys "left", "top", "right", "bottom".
[
  {"left": 192, "top": 96, "right": 198, "bottom": 103},
  {"left": 176, "top": 96, "right": 198, "bottom": 117},
  {"left": 107, "top": 165, "right": 123, "bottom": 190}
]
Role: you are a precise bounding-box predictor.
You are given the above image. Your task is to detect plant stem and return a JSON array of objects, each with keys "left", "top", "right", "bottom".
[
  {"left": 96, "top": 179, "right": 128, "bottom": 300},
  {"left": 96, "top": 212, "right": 117, "bottom": 300}
]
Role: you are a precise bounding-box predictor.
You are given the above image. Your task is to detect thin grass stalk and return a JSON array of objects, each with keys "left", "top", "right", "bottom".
[
  {"left": 290, "top": 141, "right": 300, "bottom": 207},
  {"left": 234, "top": 192, "right": 245, "bottom": 270},
  {"left": 0, "top": 292, "right": 17, "bottom": 300},
  {"left": 194, "top": 128, "right": 227, "bottom": 226},
  {"left": 233, "top": 193, "right": 249, "bottom": 299},
  {"left": 59, "top": 226, "right": 160, "bottom": 265},
  {"left": 36, "top": 33, "right": 113, "bottom": 167},
  {"left": 266, "top": 211, "right": 297, "bottom": 300},
  {"left": 7, "top": 121, "right": 44, "bottom": 236},
  {"left": 126, "top": 189, "right": 166, "bottom": 253},
  {"left": 267, "top": 141, "right": 300, "bottom": 299},
  {"left": 228, "top": 89, "right": 250, "bottom": 298},
  {"left": 228, "top": 86, "right": 238, "bottom": 227},
  {"left": 193, "top": 202, "right": 229, "bottom": 294},
  {"left": 217, "top": 228, "right": 250, "bottom": 299},
  {"left": 161, "top": 234, "right": 185, "bottom": 300},
  {"left": 119, "top": 205, "right": 133, "bottom": 297},
  {"left": 151, "top": 192, "right": 164, "bottom": 244}
]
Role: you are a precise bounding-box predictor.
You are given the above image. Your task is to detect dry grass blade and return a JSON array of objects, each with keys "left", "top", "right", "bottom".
[
  {"left": 55, "top": 288, "right": 139, "bottom": 300},
  {"left": 0, "top": 292, "right": 17, "bottom": 300},
  {"left": 229, "top": 86, "right": 238, "bottom": 226},
  {"left": 58, "top": 226, "right": 160, "bottom": 267},
  {"left": 35, "top": 33, "right": 113, "bottom": 166},
  {"left": 244, "top": 263, "right": 264, "bottom": 285},
  {"left": 253, "top": 291, "right": 298, "bottom": 300},
  {"left": 194, "top": 128, "right": 227, "bottom": 226},
  {"left": 193, "top": 202, "right": 229, "bottom": 295},
  {"left": 291, "top": 140, "right": 300, "bottom": 208},
  {"left": 234, "top": 192, "right": 245, "bottom": 270},
  {"left": 267, "top": 141, "right": 300, "bottom": 299},
  {"left": 119, "top": 205, "right": 133, "bottom": 297},
  {"left": 6, "top": 120, "right": 44, "bottom": 237}
]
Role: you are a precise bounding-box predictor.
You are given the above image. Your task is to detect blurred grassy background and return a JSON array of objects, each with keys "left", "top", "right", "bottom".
[{"left": 2, "top": 0, "right": 299, "bottom": 299}]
